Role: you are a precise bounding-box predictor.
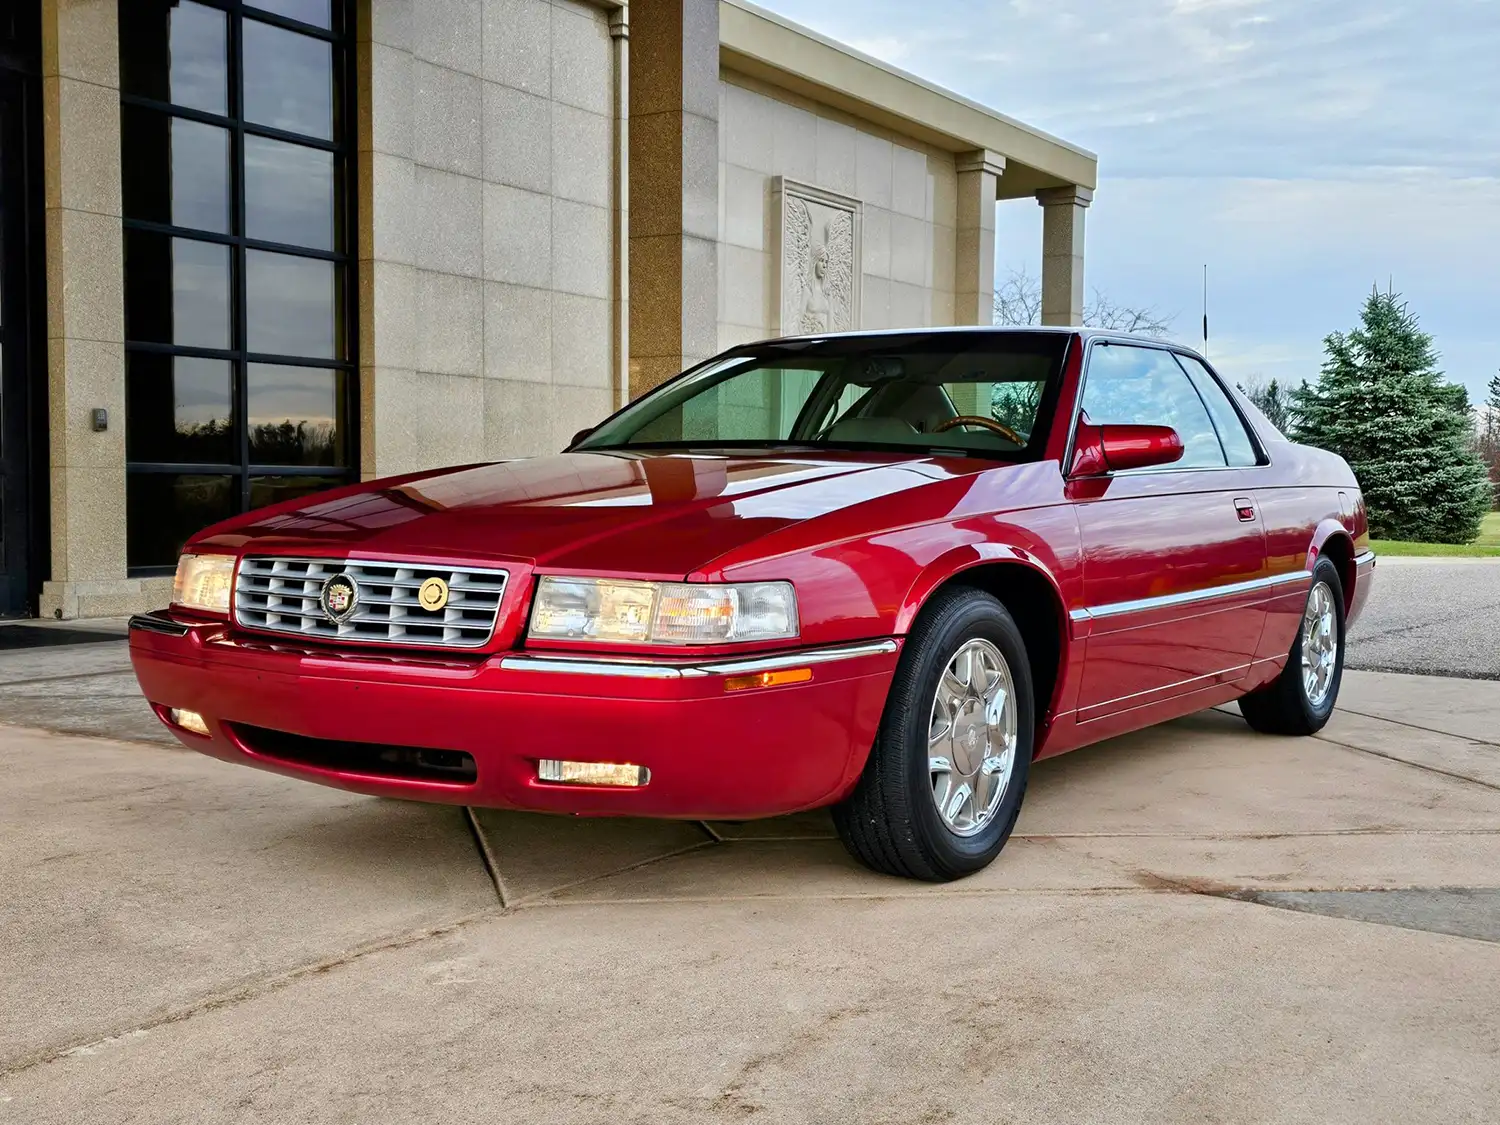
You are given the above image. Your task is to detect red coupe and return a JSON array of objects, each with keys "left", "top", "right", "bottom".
[{"left": 130, "top": 328, "right": 1374, "bottom": 880}]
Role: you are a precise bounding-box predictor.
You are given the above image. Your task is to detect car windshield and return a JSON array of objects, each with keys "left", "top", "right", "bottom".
[{"left": 576, "top": 331, "right": 1071, "bottom": 460}]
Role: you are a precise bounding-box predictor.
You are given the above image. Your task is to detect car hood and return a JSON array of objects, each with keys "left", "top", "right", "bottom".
[{"left": 198, "top": 451, "right": 975, "bottom": 577}]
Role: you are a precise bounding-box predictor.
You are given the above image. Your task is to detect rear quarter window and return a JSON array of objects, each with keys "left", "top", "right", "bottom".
[{"left": 1174, "top": 354, "right": 1262, "bottom": 466}]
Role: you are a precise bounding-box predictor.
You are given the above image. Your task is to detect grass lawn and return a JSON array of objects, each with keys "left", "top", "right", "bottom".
[{"left": 1370, "top": 510, "right": 1500, "bottom": 557}]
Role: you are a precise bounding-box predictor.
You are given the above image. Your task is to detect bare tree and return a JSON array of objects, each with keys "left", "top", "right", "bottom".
[
  {"left": 1083, "top": 291, "right": 1174, "bottom": 337},
  {"left": 992, "top": 266, "right": 1174, "bottom": 338},
  {"left": 992, "top": 265, "right": 1044, "bottom": 328},
  {"left": 1480, "top": 370, "right": 1500, "bottom": 505}
]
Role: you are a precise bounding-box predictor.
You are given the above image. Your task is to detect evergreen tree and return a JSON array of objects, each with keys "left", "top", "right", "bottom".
[{"left": 1292, "top": 289, "right": 1491, "bottom": 543}]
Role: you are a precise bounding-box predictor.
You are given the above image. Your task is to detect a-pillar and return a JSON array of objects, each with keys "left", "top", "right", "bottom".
[
  {"left": 953, "top": 149, "right": 1005, "bottom": 327},
  {"left": 628, "top": 0, "right": 720, "bottom": 399},
  {"left": 1037, "top": 185, "right": 1092, "bottom": 327}
]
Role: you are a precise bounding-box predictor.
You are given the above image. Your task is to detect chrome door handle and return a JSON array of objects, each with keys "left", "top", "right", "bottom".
[{"left": 1233, "top": 497, "right": 1257, "bottom": 522}]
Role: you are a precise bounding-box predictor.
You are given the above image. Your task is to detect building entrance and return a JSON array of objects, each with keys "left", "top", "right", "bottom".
[{"left": 0, "top": 6, "right": 44, "bottom": 617}]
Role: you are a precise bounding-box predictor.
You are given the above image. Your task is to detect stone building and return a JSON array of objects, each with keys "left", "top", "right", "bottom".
[{"left": 0, "top": 0, "right": 1095, "bottom": 618}]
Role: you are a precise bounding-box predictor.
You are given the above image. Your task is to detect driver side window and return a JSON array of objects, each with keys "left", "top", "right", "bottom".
[{"left": 1081, "top": 344, "right": 1226, "bottom": 469}]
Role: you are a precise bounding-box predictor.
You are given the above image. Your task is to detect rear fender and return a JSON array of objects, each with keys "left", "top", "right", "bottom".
[{"left": 1307, "top": 517, "right": 1354, "bottom": 573}]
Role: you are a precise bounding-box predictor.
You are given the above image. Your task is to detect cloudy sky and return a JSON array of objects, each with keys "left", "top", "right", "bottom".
[{"left": 759, "top": 0, "right": 1500, "bottom": 401}]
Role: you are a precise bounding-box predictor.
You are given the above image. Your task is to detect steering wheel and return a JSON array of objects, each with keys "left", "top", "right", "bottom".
[{"left": 932, "top": 415, "right": 1025, "bottom": 445}]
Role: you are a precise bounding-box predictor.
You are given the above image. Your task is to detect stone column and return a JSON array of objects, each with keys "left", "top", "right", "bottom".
[
  {"left": 355, "top": 0, "right": 415, "bottom": 480},
  {"left": 40, "top": 0, "right": 139, "bottom": 618},
  {"left": 628, "top": 0, "right": 719, "bottom": 398},
  {"left": 953, "top": 149, "right": 1004, "bottom": 327},
  {"left": 949, "top": 150, "right": 1004, "bottom": 417},
  {"left": 1037, "top": 185, "right": 1092, "bottom": 327}
]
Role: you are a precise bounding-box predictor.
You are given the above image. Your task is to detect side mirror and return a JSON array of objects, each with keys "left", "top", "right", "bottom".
[
  {"left": 1071, "top": 419, "right": 1183, "bottom": 476},
  {"left": 567, "top": 427, "right": 594, "bottom": 449}
]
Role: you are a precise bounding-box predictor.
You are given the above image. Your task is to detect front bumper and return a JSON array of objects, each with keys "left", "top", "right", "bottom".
[{"left": 128, "top": 613, "right": 900, "bottom": 820}]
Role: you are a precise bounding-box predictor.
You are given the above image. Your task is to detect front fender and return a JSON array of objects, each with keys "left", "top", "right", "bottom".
[
  {"left": 895, "top": 542, "right": 1069, "bottom": 635},
  {"left": 895, "top": 540, "right": 1082, "bottom": 738}
]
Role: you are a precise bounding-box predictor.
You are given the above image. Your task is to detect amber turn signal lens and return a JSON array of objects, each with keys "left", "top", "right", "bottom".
[{"left": 722, "top": 667, "right": 813, "bottom": 692}]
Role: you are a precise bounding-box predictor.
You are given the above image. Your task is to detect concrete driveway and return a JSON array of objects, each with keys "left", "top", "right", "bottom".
[{"left": 1, "top": 634, "right": 1497, "bottom": 1123}]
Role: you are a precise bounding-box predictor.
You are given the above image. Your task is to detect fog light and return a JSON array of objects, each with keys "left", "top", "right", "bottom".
[
  {"left": 538, "top": 760, "right": 649, "bottom": 787},
  {"left": 723, "top": 667, "right": 812, "bottom": 692},
  {"left": 169, "top": 708, "right": 210, "bottom": 736}
]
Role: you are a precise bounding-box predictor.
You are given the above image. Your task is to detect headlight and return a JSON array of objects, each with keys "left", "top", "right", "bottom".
[
  {"left": 172, "top": 553, "right": 236, "bottom": 615},
  {"left": 529, "top": 577, "right": 798, "bottom": 645}
]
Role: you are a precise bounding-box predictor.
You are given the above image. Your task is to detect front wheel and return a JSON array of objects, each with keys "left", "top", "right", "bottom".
[
  {"left": 832, "top": 587, "right": 1033, "bottom": 881},
  {"left": 1238, "top": 558, "right": 1346, "bottom": 735}
]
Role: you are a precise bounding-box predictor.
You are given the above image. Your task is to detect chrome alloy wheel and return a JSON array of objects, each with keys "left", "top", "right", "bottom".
[
  {"left": 1301, "top": 580, "right": 1339, "bottom": 707},
  {"left": 927, "top": 638, "right": 1018, "bottom": 837}
]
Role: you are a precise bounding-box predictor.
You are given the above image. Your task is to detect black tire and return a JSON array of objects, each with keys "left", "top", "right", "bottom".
[
  {"left": 832, "top": 586, "right": 1034, "bottom": 881},
  {"left": 1238, "top": 558, "right": 1346, "bottom": 735}
]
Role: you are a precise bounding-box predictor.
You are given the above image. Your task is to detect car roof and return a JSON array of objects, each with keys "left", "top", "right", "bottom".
[{"left": 757, "top": 324, "right": 1209, "bottom": 362}]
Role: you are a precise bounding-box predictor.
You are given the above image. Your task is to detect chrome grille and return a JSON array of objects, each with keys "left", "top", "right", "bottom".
[{"left": 234, "top": 557, "right": 508, "bottom": 648}]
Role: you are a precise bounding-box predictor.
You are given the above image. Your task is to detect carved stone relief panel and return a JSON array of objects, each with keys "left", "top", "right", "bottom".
[{"left": 772, "top": 178, "right": 862, "bottom": 337}]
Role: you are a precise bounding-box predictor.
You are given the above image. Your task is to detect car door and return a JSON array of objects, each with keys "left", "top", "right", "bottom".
[
  {"left": 1069, "top": 342, "right": 1269, "bottom": 722},
  {"left": 1171, "top": 351, "right": 1318, "bottom": 662}
]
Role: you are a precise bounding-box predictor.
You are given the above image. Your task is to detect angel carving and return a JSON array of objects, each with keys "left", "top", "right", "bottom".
[
  {"left": 822, "top": 210, "right": 854, "bottom": 330},
  {"left": 782, "top": 199, "right": 815, "bottom": 334},
  {"left": 783, "top": 198, "right": 856, "bottom": 336}
]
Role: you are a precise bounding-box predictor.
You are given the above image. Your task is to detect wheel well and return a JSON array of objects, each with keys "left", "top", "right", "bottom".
[
  {"left": 1318, "top": 534, "right": 1355, "bottom": 613},
  {"left": 937, "top": 563, "right": 1065, "bottom": 730}
]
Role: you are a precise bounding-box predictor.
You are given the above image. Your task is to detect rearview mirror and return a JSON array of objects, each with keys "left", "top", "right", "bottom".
[
  {"left": 1071, "top": 420, "right": 1184, "bottom": 476},
  {"left": 848, "top": 357, "right": 906, "bottom": 386}
]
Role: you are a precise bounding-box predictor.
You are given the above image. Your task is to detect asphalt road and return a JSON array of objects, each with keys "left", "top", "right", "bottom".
[{"left": 1345, "top": 558, "right": 1500, "bottom": 680}]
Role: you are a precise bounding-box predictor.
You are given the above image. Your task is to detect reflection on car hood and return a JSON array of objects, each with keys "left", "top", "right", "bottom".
[{"left": 198, "top": 450, "right": 976, "bottom": 576}]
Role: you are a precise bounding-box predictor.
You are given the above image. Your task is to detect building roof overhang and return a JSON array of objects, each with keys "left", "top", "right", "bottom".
[{"left": 718, "top": 0, "right": 1098, "bottom": 199}]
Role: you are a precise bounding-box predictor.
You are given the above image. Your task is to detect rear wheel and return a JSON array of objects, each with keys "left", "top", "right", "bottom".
[
  {"left": 833, "top": 587, "right": 1033, "bottom": 881},
  {"left": 1239, "top": 558, "right": 1345, "bottom": 735}
]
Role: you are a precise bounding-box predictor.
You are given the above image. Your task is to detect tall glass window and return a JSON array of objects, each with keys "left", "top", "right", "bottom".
[{"left": 119, "top": 0, "right": 354, "bottom": 571}]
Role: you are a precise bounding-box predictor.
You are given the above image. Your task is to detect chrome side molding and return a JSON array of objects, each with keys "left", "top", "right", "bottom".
[
  {"left": 500, "top": 639, "right": 900, "bottom": 679},
  {"left": 1069, "top": 570, "right": 1312, "bottom": 623}
]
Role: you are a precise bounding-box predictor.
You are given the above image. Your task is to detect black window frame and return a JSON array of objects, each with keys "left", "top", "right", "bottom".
[{"left": 120, "top": 0, "right": 358, "bottom": 576}]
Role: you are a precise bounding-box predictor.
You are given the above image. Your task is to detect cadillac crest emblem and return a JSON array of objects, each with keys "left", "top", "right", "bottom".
[
  {"left": 418, "top": 576, "right": 450, "bottom": 612},
  {"left": 320, "top": 573, "right": 359, "bottom": 623}
]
